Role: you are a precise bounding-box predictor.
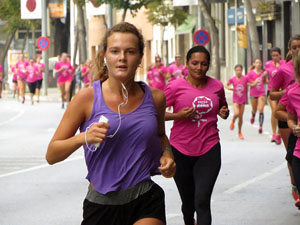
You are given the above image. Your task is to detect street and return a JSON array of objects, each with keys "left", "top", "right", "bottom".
[{"left": 0, "top": 97, "right": 299, "bottom": 225}]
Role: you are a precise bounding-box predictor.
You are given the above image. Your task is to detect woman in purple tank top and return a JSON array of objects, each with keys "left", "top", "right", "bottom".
[{"left": 46, "top": 22, "right": 175, "bottom": 225}]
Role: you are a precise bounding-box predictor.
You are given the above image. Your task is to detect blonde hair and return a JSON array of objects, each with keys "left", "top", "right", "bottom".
[
  {"left": 286, "top": 51, "right": 293, "bottom": 62},
  {"left": 293, "top": 50, "right": 300, "bottom": 82},
  {"left": 92, "top": 22, "right": 144, "bottom": 82}
]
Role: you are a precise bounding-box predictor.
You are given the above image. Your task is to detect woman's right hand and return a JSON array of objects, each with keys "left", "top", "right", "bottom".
[
  {"left": 176, "top": 107, "right": 196, "bottom": 120},
  {"left": 86, "top": 122, "right": 110, "bottom": 144}
]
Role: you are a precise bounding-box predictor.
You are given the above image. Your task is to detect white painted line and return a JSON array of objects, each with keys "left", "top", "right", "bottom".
[
  {"left": 166, "top": 213, "right": 181, "bottom": 220},
  {"left": 0, "top": 108, "right": 25, "bottom": 127},
  {"left": 223, "top": 162, "right": 286, "bottom": 194},
  {"left": 0, "top": 156, "right": 83, "bottom": 179}
]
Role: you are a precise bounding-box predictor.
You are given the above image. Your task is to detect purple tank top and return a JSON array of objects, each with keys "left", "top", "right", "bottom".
[{"left": 80, "top": 80, "right": 162, "bottom": 194}]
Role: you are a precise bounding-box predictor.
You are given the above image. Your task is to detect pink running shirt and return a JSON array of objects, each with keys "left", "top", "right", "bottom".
[
  {"left": 55, "top": 61, "right": 73, "bottom": 83},
  {"left": 26, "top": 65, "right": 39, "bottom": 83},
  {"left": 81, "top": 66, "right": 90, "bottom": 85},
  {"left": 272, "top": 60, "right": 294, "bottom": 91},
  {"left": 35, "top": 63, "right": 45, "bottom": 80},
  {"left": 168, "top": 64, "right": 186, "bottom": 81},
  {"left": 286, "top": 82, "right": 300, "bottom": 159},
  {"left": 280, "top": 82, "right": 299, "bottom": 107},
  {"left": 164, "top": 77, "right": 227, "bottom": 156},
  {"left": 11, "top": 66, "right": 18, "bottom": 81},
  {"left": 16, "top": 61, "right": 29, "bottom": 80},
  {"left": 227, "top": 75, "right": 248, "bottom": 104},
  {"left": 247, "top": 69, "right": 266, "bottom": 97},
  {"left": 148, "top": 65, "right": 167, "bottom": 90},
  {"left": 264, "top": 60, "right": 285, "bottom": 90}
]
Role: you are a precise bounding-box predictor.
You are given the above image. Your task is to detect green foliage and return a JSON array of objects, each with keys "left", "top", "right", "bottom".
[{"left": 147, "top": 2, "right": 187, "bottom": 27}]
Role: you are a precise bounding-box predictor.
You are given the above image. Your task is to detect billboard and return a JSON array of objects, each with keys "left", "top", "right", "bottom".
[
  {"left": 20, "top": 0, "right": 42, "bottom": 19},
  {"left": 48, "top": 0, "right": 67, "bottom": 18},
  {"left": 86, "top": 1, "right": 106, "bottom": 17}
]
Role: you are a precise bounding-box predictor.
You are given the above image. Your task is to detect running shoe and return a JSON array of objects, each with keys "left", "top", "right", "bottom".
[
  {"left": 271, "top": 135, "right": 276, "bottom": 143},
  {"left": 230, "top": 120, "right": 234, "bottom": 130},
  {"left": 292, "top": 185, "right": 299, "bottom": 201},
  {"left": 238, "top": 132, "right": 244, "bottom": 140},
  {"left": 258, "top": 126, "right": 263, "bottom": 134},
  {"left": 250, "top": 117, "right": 255, "bottom": 124},
  {"left": 275, "top": 135, "right": 282, "bottom": 145},
  {"left": 295, "top": 199, "right": 300, "bottom": 210},
  {"left": 22, "top": 96, "right": 25, "bottom": 104}
]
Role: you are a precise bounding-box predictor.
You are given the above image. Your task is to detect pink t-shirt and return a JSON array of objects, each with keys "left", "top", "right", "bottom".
[
  {"left": 164, "top": 77, "right": 227, "bottom": 156},
  {"left": 272, "top": 60, "right": 294, "bottom": 91},
  {"left": 81, "top": 66, "right": 90, "bottom": 85},
  {"left": 16, "top": 61, "right": 29, "bottom": 80},
  {"left": 35, "top": 63, "right": 44, "bottom": 80},
  {"left": 280, "top": 82, "right": 299, "bottom": 107},
  {"left": 247, "top": 69, "right": 266, "bottom": 97},
  {"left": 286, "top": 82, "right": 300, "bottom": 159},
  {"left": 11, "top": 66, "right": 18, "bottom": 81},
  {"left": 148, "top": 65, "right": 167, "bottom": 90},
  {"left": 227, "top": 75, "right": 248, "bottom": 104},
  {"left": 168, "top": 64, "right": 186, "bottom": 81},
  {"left": 26, "top": 65, "right": 39, "bottom": 83},
  {"left": 55, "top": 61, "right": 73, "bottom": 83},
  {"left": 264, "top": 60, "right": 285, "bottom": 90}
]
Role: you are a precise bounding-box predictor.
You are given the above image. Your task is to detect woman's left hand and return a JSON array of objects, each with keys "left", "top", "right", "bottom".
[
  {"left": 158, "top": 151, "right": 176, "bottom": 178},
  {"left": 218, "top": 106, "right": 229, "bottom": 119}
]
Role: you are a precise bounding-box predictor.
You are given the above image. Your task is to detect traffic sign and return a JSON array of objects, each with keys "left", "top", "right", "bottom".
[
  {"left": 37, "top": 36, "right": 50, "bottom": 51},
  {"left": 193, "top": 30, "right": 210, "bottom": 46}
]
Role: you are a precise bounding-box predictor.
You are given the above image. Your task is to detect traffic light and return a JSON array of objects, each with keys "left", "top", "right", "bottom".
[{"left": 237, "top": 25, "right": 247, "bottom": 49}]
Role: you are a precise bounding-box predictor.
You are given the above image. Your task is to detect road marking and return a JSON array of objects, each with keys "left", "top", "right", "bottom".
[
  {"left": 0, "top": 156, "right": 84, "bottom": 179},
  {"left": 0, "top": 107, "right": 25, "bottom": 127},
  {"left": 166, "top": 213, "right": 182, "bottom": 220},
  {"left": 223, "top": 162, "right": 286, "bottom": 194}
]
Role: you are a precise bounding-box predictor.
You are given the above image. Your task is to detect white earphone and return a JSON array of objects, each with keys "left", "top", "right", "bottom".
[{"left": 104, "top": 57, "right": 107, "bottom": 64}]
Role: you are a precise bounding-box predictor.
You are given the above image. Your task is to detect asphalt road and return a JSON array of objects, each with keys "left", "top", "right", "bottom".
[{"left": 0, "top": 97, "right": 299, "bottom": 225}]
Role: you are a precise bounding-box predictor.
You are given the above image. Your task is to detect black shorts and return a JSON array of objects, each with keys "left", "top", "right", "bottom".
[
  {"left": 286, "top": 133, "right": 298, "bottom": 165},
  {"left": 13, "top": 79, "right": 17, "bottom": 84},
  {"left": 27, "top": 82, "right": 37, "bottom": 94},
  {"left": 81, "top": 183, "right": 166, "bottom": 225},
  {"left": 36, "top": 79, "right": 43, "bottom": 89},
  {"left": 278, "top": 120, "right": 289, "bottom": 129}
]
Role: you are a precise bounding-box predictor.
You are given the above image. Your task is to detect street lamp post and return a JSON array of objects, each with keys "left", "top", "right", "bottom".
[{"left": 42, "top": 0, "right": 49, "bottom": 96}]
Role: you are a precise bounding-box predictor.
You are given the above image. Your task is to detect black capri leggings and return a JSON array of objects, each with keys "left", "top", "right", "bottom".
[
  {"left": 292, "top": 156, "right": 300, "bottom": 197},
  {"left": 172, "top": 143, "right": 221, "bottom": 225}
]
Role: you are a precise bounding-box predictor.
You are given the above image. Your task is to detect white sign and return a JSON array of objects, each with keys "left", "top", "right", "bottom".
[
  {"left": 86, "top": 1, "right": 106, "bottom": 17},
  {"left": 173, "top": 0, "right": 198, "bottom": 6},
  {"left": 21, "top": 0, "right": 42, "bottom": 19}
]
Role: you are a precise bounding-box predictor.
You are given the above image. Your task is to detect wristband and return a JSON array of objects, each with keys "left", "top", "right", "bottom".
[{"left": 163, "top": 147, "right": 172, "bottom": 153}]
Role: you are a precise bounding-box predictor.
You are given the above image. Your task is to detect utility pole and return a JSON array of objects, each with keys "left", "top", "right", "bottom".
[
  {"left": 107, "top": 4, "right": 113, "bottom": 28},
  {"left": 42, "top": 0, "right": 49, "bottom": 95}
]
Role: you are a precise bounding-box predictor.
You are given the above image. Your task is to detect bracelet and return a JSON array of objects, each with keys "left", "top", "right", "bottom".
[
  {"left": 85, "top": 123, "right": 97, "bottom": 152},
  {"left": 163, "top": 147, "right": 172, "bottom": 153}
]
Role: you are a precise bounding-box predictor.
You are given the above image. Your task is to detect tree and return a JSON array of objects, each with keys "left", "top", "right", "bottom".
[
  {"left": 244, "top": 0, "right": 260, "bottom": 62},
  {"left": 147, "top": 2, "right": 187, "bottom": 64},
  {"left": 198, "top": 0, "right": 220, "bottom": 79}
]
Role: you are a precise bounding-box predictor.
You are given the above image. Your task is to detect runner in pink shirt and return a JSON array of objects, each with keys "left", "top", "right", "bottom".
[
  {"left": 148, "top": 55, "right": 167, "bottom": 90},
  {"left": 167, "top": 54, "right": 187, "bottom": 81},
  {"left": 265, "top": 47, "right": 285, "bottom": 144},
  {"left": 164, "top": 46, "right": 229, "bottom": 225},
  {"left": 247, "top": 59, "right": 267, "bottom": 133},
  {"left": 225, "top": 64, "right": 248, "bottom": 139},
  {"left": 81, "top": 60, "right": 91, "bottom": 88},
  {"left": 26, "top": 59, "right": 39, "bottom": 104},
  {"left": 34, "top": 55, "right": 45, "bottom": 103},
  {"left": 0, "top": 64, "right": 3, "bottom": 98},
  {"left": 11, "top": 65, "right": 18, "bottom": 99},
  {"left": 54, "top": 52, "right": 73, "bottom": 108},
  {"left": 287, "top": 49, "right": 300, "bottom": 209},
  {"left": 15, "top": 53, "right": 29, "bottom": 103}
]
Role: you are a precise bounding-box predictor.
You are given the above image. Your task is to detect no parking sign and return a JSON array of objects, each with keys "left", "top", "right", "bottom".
[
  {"left": 193, "top": 30, "right": 210, "bottom": 46},
  {"left": 37, "top": 36, "right": 50, "bottom": 51}
]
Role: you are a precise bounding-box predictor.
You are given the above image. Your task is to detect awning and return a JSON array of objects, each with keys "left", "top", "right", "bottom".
[{"left": 175, "top": 15, "right": 196, "bottom": 35}]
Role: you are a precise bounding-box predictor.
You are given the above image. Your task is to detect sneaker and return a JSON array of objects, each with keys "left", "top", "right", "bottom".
[
  {"left": 258, "top": 126, "right": 263, "bottom": 134},
  {"left": 230, "top": 121, "right": 234, "bottom": 130},
  {"left": 22, "top": 96, "right": 25, "bottom": 104},
  {"left": 275, "top": 135, "right": 282, "bottom": 145},
  {"left": 250, "top": 117, "right": 255, "bottom": 124},
  {"left": 295, "top": 199, "right": 300, "bottom": 209},
  {"left": 292, "top": 185, "right": 299, "bottom": 201},
  {"left": 238, "top": 132, "right": 244, "bottom": 140},
  {"left": 271, "top": 135, "right": 276, "bottom": 143}
]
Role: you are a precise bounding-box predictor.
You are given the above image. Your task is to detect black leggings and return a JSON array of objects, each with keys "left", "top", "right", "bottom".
[
  {"left": 292, "top": 156, "right": 300, "bottom": 195},
  {"left": 172, "top": 143, "right": 221, "bottom": 225}
]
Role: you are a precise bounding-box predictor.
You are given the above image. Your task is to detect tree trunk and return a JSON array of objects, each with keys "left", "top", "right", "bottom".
[
  {"left": 122, "top": 0, "right": 129, "bottom": 22},
  {"left": 22, "top": 29, "right": 29, "bottom": 53},
  {"left": 244, "top": 0, "right": 260, "bottom": 62},
  {"left": 52, "top": 11, "right": 70, "bottom": 56},
  {"left": 73, "top": 27, "right": 79, "bottom": 65},
  {"left": 77, "top": 4, "right": 87, "bottom": 64},
  {"left": 198, "top": 0, "right": 220, "bottom": 80},
  {"left": 160, "top": 26, "right": 165, "bottom": 63},
  {"left": 0, "top": 29, "right": 17, "bottom": 76},
  {"left": 32, "top": 25, "right": 36, "bottom": 59},
  {"left": 102, "top": 15, "right": 108, "bottom": 28}
]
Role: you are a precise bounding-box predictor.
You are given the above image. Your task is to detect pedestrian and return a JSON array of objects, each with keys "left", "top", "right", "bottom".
[
  {"left": 264, "top": 47, "right": 285, "bottom": 144},
  {"left": 54, "top": 52, "right": 73, "bottom": 108},
  {"left": 75, "top": 64, "right": 83, "bottom": 93},
  {"left": 11, "top": 65, "right": 18, "bottom": 99},
  {"left": 148, "top": 55, "right": 167, "bottom": 90},
  {"left": 225, "top": 64, "right": 248, "bottom": 139},
  {"left": 46, "top": 22, "right": 175, "bottom": 225},
  {"left": 81, "top": 60, "right": 91, "bottom": 88},
  {"left": 15, "top": 53, "right": 29, "bottom": 104},
  {"left": 26, "top": 58, "right": 39, "bottom": 105},
  {"left": 287, "top": 49, "right": 300, "bottom": 209},
  {"left": 164, "top": 45, "right": 229, "bottom": 225},
  {"left": 35, "top": 55, "right": 45, "bottom": 103},
  {"left": 167, "top": 54, "right": 188, "bottom": 81},
  {"left": 0, "top": 64, "right": 3, "bottom": 98},
  {"left": 247, "top": 59, "right": 267, "bottom": 133}
]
